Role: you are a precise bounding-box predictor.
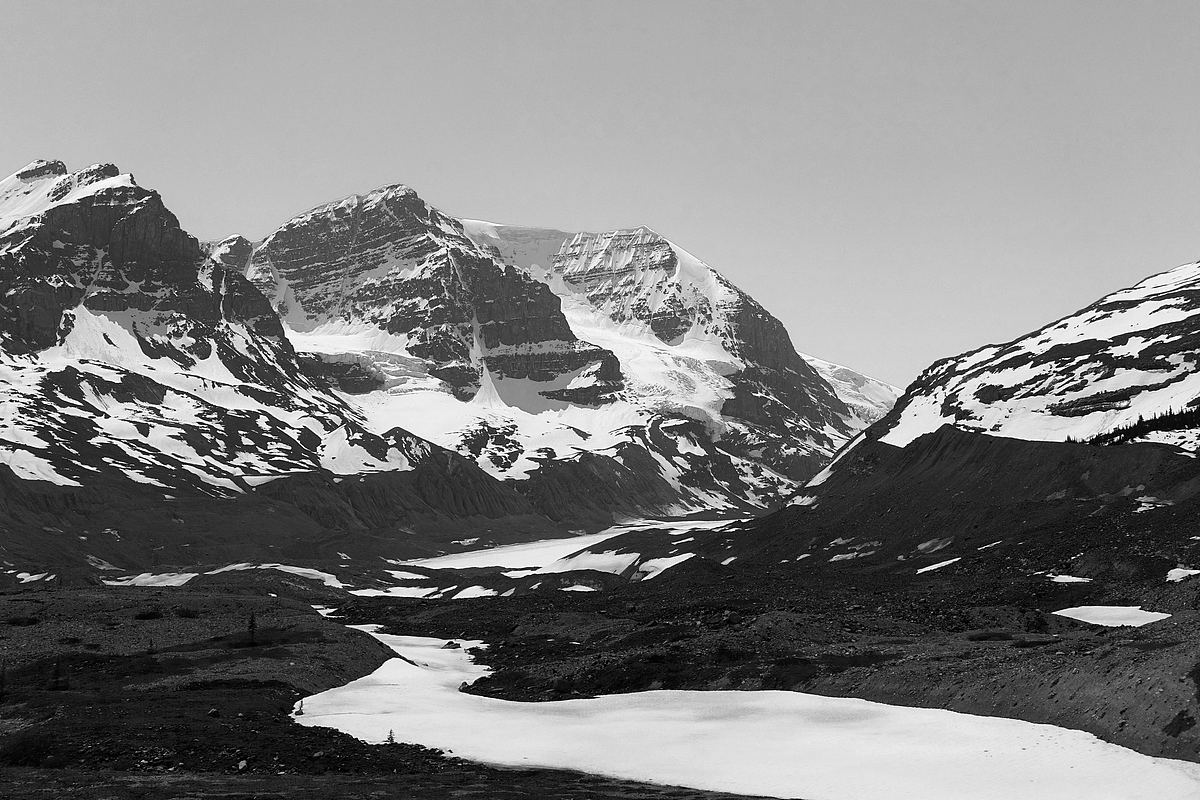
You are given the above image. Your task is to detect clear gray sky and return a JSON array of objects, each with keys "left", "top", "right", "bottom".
[{"left": 5, "top": 1, "right": 1200, "bottom": 387}]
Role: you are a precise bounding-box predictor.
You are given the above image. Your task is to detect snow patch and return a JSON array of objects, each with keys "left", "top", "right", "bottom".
[
  {"left": 1166, "top": 567, "right": 1200, "bottom": 583},
  {"left": 1052, "top": 606, "right": 1171, "bottom": 627},
  {"left": 916, "top": 557, "right": 961, "bottom": 574},
  {"left": 103, "top": 572, "right": 198, "bottom": 587}
]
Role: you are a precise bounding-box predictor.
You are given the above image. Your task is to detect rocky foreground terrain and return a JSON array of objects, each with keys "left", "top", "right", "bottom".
[{"left": 4, "top": 538, "right": 1197, "bottom": 798}]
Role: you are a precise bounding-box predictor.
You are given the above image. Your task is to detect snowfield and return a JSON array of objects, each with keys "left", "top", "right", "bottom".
[
  {"left": 395, "top": 530, "right": 630, "bottom": 570},
  {"left": 296, "top": 627, "right": 1200, "bottom": 800},
  {"left": 396, "top": 518, "right": 739, "bottom": 572},
  {"left": 102, "top": 563, "right": 348, "bottom": 588},
  {"left": 348, "top": 518, "right": 746, "bottom": 598},
  {"left": 102, "top": 572, "right": 199, "bottom": 587},
  {"left": 1052, "top": 606, "right": 1172, "bottom": 627}
]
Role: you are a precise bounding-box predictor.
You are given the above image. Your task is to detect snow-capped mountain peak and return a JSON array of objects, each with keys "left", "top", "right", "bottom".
[
  {"left": 0, "top": 161, "right": 137, "bottom": 237},
  {"left": 212, "top": 182, "right": 898, "bottom": 521}
]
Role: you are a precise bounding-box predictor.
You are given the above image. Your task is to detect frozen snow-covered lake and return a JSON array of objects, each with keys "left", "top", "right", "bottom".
[{"left": 296, "top": 626, "right": 1200, "bottom": 800}]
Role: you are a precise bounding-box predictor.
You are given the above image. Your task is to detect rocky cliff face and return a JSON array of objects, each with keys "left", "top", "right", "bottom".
[
  {"left": 226, "top": 186, "right": 620, "bottom": 402},
  {"left": 0, "top": 160, "right": 279, "bottom": 356}
]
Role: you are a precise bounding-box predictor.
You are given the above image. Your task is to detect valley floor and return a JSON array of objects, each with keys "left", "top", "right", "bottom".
[{"left": 4, "top": 530, "right": 1200, "bottom": 799}]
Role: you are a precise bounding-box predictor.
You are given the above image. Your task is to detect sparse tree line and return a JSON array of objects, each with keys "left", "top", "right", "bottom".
[{"left": 1068, "top": 405, "right": 1200, "bottom": 446}]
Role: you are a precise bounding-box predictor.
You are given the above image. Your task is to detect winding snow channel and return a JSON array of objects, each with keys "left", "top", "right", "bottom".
[{"left": 297, "top": 625, "right": 1200, "bottom": 800}]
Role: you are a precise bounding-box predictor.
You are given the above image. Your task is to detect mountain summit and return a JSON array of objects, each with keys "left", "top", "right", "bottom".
[{"left": 210, "top": 182, "right": 897, "bottom": 523}]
